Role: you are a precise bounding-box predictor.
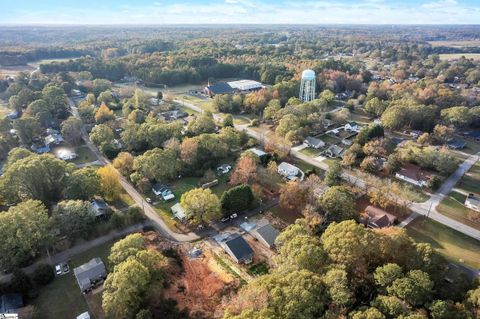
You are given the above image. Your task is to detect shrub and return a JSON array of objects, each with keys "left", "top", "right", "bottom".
[{"left": 32, "top": 264, "right": 55, "bottom": 286}]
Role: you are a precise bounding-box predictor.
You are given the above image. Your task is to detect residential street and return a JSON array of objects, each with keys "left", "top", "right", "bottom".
[
  {"left": 176, "top": 98, "right": 480, "bottom": 240},
  {"left": 70, "top": 98, "right": 200, "bottom": 242},
  {"left": 0, "top": 222, "right": 147, "bottom": 284}
]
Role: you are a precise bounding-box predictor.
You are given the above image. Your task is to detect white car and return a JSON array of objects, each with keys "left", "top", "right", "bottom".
[
  {"left": 230, "top": 213, "right": 238, "bottom": 220},
  {"left": 55, "top": 264, "right": 62, "bottom": 276}
]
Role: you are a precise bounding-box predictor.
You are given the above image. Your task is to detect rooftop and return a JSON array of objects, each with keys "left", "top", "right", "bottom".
[
  {"left": 223, "top": 234, "right": 253, "bottom": 261},
  {"left": 254, "top": 224, "right": 279, "bottom": 247}
]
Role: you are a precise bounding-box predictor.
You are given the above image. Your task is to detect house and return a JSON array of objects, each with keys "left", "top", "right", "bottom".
[
  {"left": 220, "top": 233, "right": 253, "bottom": 264},
  {"left": 149, "top": 97, "right": 163, "bottom": 106},
  {"left": 56, "top": 149, "right": 78, "bottom": 161},
  {"left": 465, "top": 194, "right": 480, "bottom": 212},
  {"left": 303, "top": 136, "right": 325, "bottom": 149},
  {"left": 447, "top": 139, "right": 467, "bottom": 150},
  {"left": 252, "top": 224, "right": 279, "bottom": 248},
  {"left": 249, "top": 148, "right": 267, "bottom": 158},
  {"left": 217, "top": 164, "right": 232, "bottom": 174},
  {"left": 31, "top": 144, "right": 50, "bottom": 154},
  {"left": 227, "top": 80, "right": 264, "bottom": 92},
  {"left": 395, "top": 164, "right": 430, "bottom": 187},
  {"left": 152, "top": 184, "right": 175, "bottom": 201},
  {"left": 73, "top": 258, "right": 107, "bottom": 293},
  {"left": 204, "top": 82, "right": 234, "bottom": 97},
  {"left": 362, "top": 206, "right": 397, "bottom": 228},
  {"left": 277, "top": 162, "right": 299, "bottom": 178},
  {"left": 0, "top": 294, "right": 23, "bottom": 314},
  {"left": 90, "top": 198, "right": 108, "bottom": 218},
  {"left": 171, "top": 203, "right": 187, "bottom": 222},
  {"left": 344, "top": 121, "right": 360, "bottom": 132},
  {"left": 324, "top": 144, "right": 344, "bottom": 158}
]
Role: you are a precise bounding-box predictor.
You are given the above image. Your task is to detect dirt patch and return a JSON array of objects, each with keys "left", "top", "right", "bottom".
[
  {"left": 242, "top": 233, "right": 277, "bottom": 268},
  {"left": 84, "top": 286, "right": 105, "bottom": 319},
  {"left": 162, "top": 246, "right": 239, "bottom": 318}
]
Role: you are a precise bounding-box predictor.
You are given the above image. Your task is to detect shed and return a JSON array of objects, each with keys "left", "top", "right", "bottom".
[
  {"left": 90, "top": 198, "right": 108, "bottom": 217},
  {"left": 73, "top": 258, "right": 107, "bottom": 293},
  {"left": 253, "top": 224, "right": 279, "bottom": 248},
  {"left": 221, "top": 234, "right": 253, "bottom": 264}
]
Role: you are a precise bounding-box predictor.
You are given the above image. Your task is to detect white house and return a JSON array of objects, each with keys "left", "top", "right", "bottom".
[
  {"left": 277, "top": 162, "right": 299, "bottom": 178},
  {"left": 465, "top": 194, "right": 480, "bottom": 212},
  {"left": 171, "top": 203, "right": 187, "bottom": 222},
  {"left": 344, "top": 121, "right": 360, "bottom": 132}
]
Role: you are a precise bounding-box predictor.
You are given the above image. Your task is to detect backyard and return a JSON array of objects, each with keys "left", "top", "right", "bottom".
[
  {"left": 33, "top": 240, "right": 114, "bottom": 319},
  {"left": 437, "top": 162, "right": 480, "bottom": 230},
  {"left": 406, "top": 217, "right": 480, "bottom": 269}
]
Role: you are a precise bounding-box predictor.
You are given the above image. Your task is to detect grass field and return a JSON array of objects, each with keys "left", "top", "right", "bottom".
[
  {"left": 439, "top": 53, "right": 480, "bottom": 61},
  {"left": 406, "top": 217, "right": 480, "bottom": 269},
  {"left": 33, "top": 240, "right": 114, "bottom": 319},
  {"left": 73, "top": 145, "right": 98, "bottom": 164}
]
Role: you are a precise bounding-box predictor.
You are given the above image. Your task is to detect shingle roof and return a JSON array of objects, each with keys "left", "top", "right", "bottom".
[
  {"left": 206, "top": 82, "right": 234, "bottom": 95},
  {"left": 73, "top": 258, "right": 107, "bottom": 292},
  {"left": 0, "top": 294, "right": 23, "bottom": 313},
  {"left": 224, "top": 234, "right": 253, "bottom": 261},
  {"left": 254, "top": 224, "right": 279, "bottom": 247}
]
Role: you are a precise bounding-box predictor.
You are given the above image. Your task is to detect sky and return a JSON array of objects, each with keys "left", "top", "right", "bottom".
[{"left": 1, "top": 0, "right": 480, "bottom": 25}]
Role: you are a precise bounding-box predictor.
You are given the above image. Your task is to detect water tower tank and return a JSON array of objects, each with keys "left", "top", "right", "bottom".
[{"left": 299, "top": 69, "right": 316, "bottom": 102}]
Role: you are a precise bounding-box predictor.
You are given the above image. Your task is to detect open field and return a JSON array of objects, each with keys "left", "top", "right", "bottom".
[
  {"left": 439, "top": 53, "right": 480, "bottom": 61},
  {"left": 428, "top": 40, "right": 480, "bottom": 48},
  {"left": 33, "top": 240, "right": 114, "bottom": 319},
  {"left": 406, "top": 217, "right": 480, "bottom": 269}
]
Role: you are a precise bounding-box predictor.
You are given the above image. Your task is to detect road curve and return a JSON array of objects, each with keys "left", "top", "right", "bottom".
[{"left": 69, "top": 98, "right": 200, "bottom": 242}]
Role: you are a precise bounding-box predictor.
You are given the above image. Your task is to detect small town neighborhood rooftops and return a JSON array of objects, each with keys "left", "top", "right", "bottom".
[
  {"left": 395, "top": 163, "right": 430, "bottom": 187},
  {"left": 303, "top": 136, "right": 325, "bottom": 149},
  {"left": 363, "top": 205, "right": 397, "bottom": 228},
  {"left": 221, "top": 233, "right": 253, "bottom": 264},
  {"left": 253, "top": 224, "right": 279, "bottom": 248},
  {"left": 249, "top": 148, "right": 267, "bottom": 157},
  {"left": 171, "top": 202, "right": 187, "bottom": 221},
  {"left": 73, "top": 258, "right": 107, "bottom": 293}
]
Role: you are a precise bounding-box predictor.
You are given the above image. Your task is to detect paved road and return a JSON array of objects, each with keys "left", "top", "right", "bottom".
[
  {"left": 177, "top": 98, "right": 480, "bottom": 240},
  {"left": 69, "top": 98, "right": 200, "bottom": 242},
  {"left": 0, "top": 222, "right": 147, "bottom": 284}
]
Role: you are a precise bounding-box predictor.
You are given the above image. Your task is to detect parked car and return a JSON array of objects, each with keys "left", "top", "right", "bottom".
[
  {"left": 62, "top": 263, "right": 70, "bottom": 273},
  {"left": 55, "top": 265, "right": 62, "bottom": 276},
  {"left": 230, "top": 213, "right": 238, "bottom": 220}
]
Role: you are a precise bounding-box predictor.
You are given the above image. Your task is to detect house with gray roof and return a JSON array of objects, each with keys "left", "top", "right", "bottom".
[
  {"left": 73, "top": 258, "right": 107, "bottom": 293},
  {"left": 220, "top": 234, "right": 253, "bottom": 264},
  {"left": 252, "top": 224, "right": 279, "bottom": 248},
  {"left": 303, "top": 136, "right": 325, "bottom": 149}
]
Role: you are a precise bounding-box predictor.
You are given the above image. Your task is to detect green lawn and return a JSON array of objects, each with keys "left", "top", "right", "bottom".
[
  {"left": 437, "top": 162, "right": 480, "bottom": 230},
  {"left": 406, "top": 218, "right": 480, "bottom": 269},
  {"left": 152, "top": 174, "right": 231, "bottom": 227},
  {"left": 299, "top": 147, "right": 321, "bottom": 157},
  {"left": 437, "top": 191, "right": 480, "bottom": 231},
  {"left": 33, "top": 240, "right": 114, "bottom": 319},
  {"left": 73, "top": 145, "right": 98, "bottom": 164},
  {"left": 247, "top": 261, "right": 269, "bottom": 276}
]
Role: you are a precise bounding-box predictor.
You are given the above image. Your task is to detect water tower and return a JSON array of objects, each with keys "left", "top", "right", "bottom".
[{"left": 299, "top": 69, "right": 316, "bottom": 102}]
